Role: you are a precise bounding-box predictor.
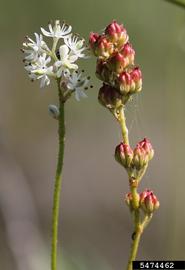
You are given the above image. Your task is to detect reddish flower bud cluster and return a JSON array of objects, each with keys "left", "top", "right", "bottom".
[
  {"left": 115, "top": 138, "right": 154, "bottom": 170},
  {"left": 91, "top": 22, "right": 159, "bottom": 233},
  {"left": 89, "top": 20, "right": 142, "bottom": 108},
  {"left": 125, "top": 190, "right": 159, "bottom": 214},
  {"left": 140, "top": 190, "right": 160, "bottom": 214}
]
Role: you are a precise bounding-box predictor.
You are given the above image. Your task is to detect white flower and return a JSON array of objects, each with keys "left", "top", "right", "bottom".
[
  {"left": 41, "top": 20, "right": 72, "bottom": 39},
  {"left": 65, "top": 71, "right": 90, "bottom": 101},
  {"left": 64, "top": 35, "right": 87, "bottom": 58},
  {"left": 25, "top": 54, "right": 54, "bottom": 88},
  {"left": 54, "top": 45, "right": 78, "bottom": 77},
  {"left": 23, "top": 33, "right": 48, "bottom": 62}
]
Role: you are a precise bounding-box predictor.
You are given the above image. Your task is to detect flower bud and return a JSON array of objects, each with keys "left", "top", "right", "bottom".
[
  {"left": 125, "top": 192, "right": 133, "bottom": 207},
  {"left": 125, "top": 192, "right": 133, "bottom": 211},
  {"left": 140, "top": 190, "right": 160, "bottom": 214},
  {"left": 96, "top": 60, "right": 113, "bottom": 84},
  {"left": 115, "top": 142, "right": 133, "bottom": 168},
  {"left": 105, "top": 20, "right": 128, "bottom": 48},
  {"left": 98, "top": 83, "right": 122, "bottom": 110},
  {"left": 117, "top": 67, "right": 142, "bottom": 95},
  {"left": 108, "top": 43, "right": 135, "bottom": 73},
  {"left": 131, "top": 67, "right": 142, "bottom": 91},
  {"left": 89, "top": 32, "right": 100, "bottom": 53},
  {"left": 138, "top": 138, "right": 154, "bottom": 160},
  {"left": 48, "top": 104, "right": 59, "bottom": 120},
  {"left": 89, "top": 34, "right": 114, "bottom": 59},
  {"left": 133, "top": 138, "right": 154, "bottom": 169},
  {"left": 89, "top": 32, "right": 99, "bottom": 44}
]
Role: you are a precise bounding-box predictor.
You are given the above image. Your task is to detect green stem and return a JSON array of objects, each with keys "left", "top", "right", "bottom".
[
  {"left": 126, "top": 214, "right": 152, "bottom": 270},
  {"left": 126, "top": 225, "right": 142, "bottom": 270},
  {"left": 117, "top": 103, "right": 153, "bottom": 270},
  {"left": 119, "top": 106, "right": 129, "bottom": 145},
  {"left": 164, "top": 0, "right": 185, "bottom": 9},
  {"left": 130, "top": 183, "right": 139, "bottom": 209},
  {"left": 117, "top": 106, "right": 152, "bottom": 270},
  {"left": 51, "top": 83, "right": 65, "bottom": 270}
]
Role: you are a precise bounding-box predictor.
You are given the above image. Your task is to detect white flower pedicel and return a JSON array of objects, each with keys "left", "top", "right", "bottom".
[{"left": 21, "top": 20, "right": 92, "bottom": 270}]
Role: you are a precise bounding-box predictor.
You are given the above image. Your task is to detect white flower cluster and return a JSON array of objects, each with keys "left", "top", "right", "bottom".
[{"left": 22, "top": 20, "right": 91, "bottom": 100}]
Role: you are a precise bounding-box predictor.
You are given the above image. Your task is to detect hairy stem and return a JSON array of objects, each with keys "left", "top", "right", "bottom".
[{"left": 51, "top": 83, "right": 65, "bottom": 270}]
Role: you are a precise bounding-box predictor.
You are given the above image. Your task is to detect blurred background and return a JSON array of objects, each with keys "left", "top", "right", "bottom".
[{"left": 0, "top": 0, "right": 185, "bottom": 269}]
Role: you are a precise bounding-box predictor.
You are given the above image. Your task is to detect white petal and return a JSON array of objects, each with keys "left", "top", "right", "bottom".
[
  {"left": 40, "top": 75, "right": 50, "bottom": 88},
  {"left": 34, "top": 32, "right": 39, "bottom": 43},
  {"left": 69, "top": 54, "right": 78, "bottom": 63},
  {"left": 67, "top": 62, "right": 78, "bottom": 70},
  {"left": 59, "top": 45, "right": 69, "bottom": 59},
  {"left": 75, "top": 88, "right": 87, "bottom": 101},
  {"left": 24, "top": 65, "right": 33, "bottom": 71},
  {"left": 61, "top": 24, "right": 72, "bottom": 35},
  {"left": 56, "top": 68, "right": 63, "bottom": 78},
  {"left": 55, "top": 60, "right": 62, "bottom": 68},
  {"left": 48, "top": 24, "right": 53, "bottom": 33},
  {"left": 75, "top": 90, "right": 80, "bottom": 101},
  {"left": 40, "top": 77, "right": 45, "bottom": 88},
  {"left": 66, "top": 82, "right": 75, "bottom": 90},
  {"left": 41, "top": 27, "right": 53, "bottom": 37},
  {"left": 78, "top": 88, "right": 87, "bottom": 98},
  {"left": 27, "top": 37, "right": 34, "bottom": 43},
  {"left": 45, "top": 56, "right": 51, "bottom": 65}
]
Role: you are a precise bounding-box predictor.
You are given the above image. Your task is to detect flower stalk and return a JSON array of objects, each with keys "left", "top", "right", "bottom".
[
  {"left": 22, "top": 20, "right": 91, "bottom": 270},
  {"left": 51, "top": 82, "right": 65, "bottom": 270},
  {"left": 118, "top": 106, "right": 129, "bottom": 145},
  {"left": 89, "top": 20, "right": 160, "bottom": 270}
]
